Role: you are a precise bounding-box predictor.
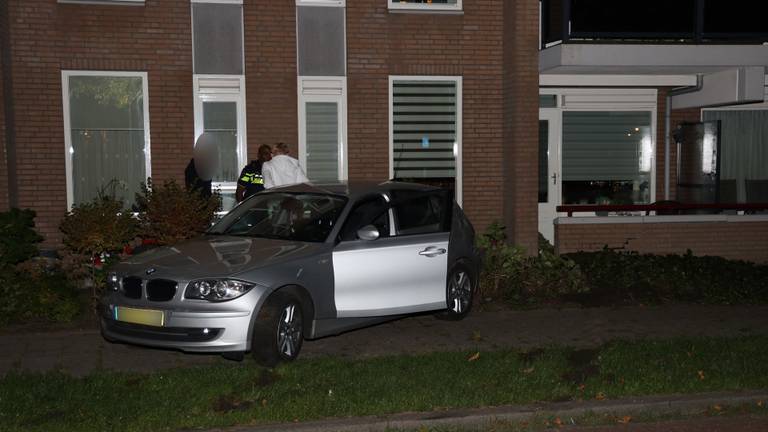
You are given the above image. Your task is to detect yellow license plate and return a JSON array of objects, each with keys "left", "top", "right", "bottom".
[{"left": 115, "top": 306, "right": 165, "bottom": 327}]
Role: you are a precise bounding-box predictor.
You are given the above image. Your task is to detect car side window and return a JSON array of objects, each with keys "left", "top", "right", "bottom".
[
  {"left": 391, "top": 190, "right": 450, "bottom": 236},
  {"left": 338, "top": 196, "right": 391, "bottom": 242}
]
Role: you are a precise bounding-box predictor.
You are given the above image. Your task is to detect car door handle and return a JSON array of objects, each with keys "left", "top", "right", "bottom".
[{"left": 419, "top": 247, "right": 446, "bottom": 257}]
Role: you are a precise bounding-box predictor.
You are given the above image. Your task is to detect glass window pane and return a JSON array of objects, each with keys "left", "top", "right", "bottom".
[
  {"left": 538, "top": 120, "right": 549, "bottom": 203},
  {"left": 562, "top": 111, "right": 653, "bottom": 205},
  {"left": 392, "top": 80, "right": 457, "bottom": 194},
  {"left": 539, "top": 95, "right": 557, "bottom": 108},
  {"left": 68, "top": 75, "right": 146, "bottom": 207},
  {"left": 192, "top": 3, "right": 243, "bottom": 75},
  {"left": 203, "top": 102, "right": 239, "bottom": 183},
  {"left": 305, "top": 102, "right": 339, "bottom": 182},
  {"left": 702, "top": 110, "right": 768, "bottom": 203}
]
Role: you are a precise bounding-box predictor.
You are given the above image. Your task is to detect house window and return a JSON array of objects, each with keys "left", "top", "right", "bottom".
[
  {"left": 390, "top": 77, "right": 462, "bottom": 204},
  {"left": 298, "top": 77, "right": 348, "bottom": 183},
  {"left": 194, "top": 76, "right": 247, "bottom": 214},
  {"left": 297, "top": 0, "right": 345, "bottom": 5},
  {"left": 702, "top": 109, "right": 768, "bottom": 203},
  {"left": 63, "top": 71, "right": 150, "bottom": 209},
  {"left": 562, "top": 111, "right": 653, "bottom": 205},
  {"left": 389, "top": 0, "right": 461, "bottom": 12}
]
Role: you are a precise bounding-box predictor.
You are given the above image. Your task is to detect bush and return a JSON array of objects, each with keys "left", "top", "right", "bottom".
[
  {"left": 134, "top": 178, "right": 221, "bottom": 246},
  {"left": 567, "top": 249, "right": 768, "bottom": 306},
  {"left": 0, "top": 208, "right": 43, "bottom": 267},
  {"left": 59, "top": 195, "right": 138, "bottom": 258},
  {"left": 0, "top": 260, "right": 82, "bottom": 326},
  {"left": 476, "top": 224, "right": 588, "bottom": 305}
]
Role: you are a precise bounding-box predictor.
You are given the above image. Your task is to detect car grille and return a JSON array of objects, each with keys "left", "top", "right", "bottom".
[
  {"left": 146, "top": 279, "right": 177, "bottom": 302},
  {"left": 122, "top": 276, "right": 143, "bottom": 299}
]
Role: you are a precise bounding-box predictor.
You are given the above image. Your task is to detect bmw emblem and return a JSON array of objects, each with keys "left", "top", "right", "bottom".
[{"left": 145, "top": 268, "right": 156, "bottom": 275}]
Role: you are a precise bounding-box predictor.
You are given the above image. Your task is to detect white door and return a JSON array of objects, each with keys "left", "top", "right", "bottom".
[
  {"left": 538, "top": 109, "right": 561, "bottom": 244},
  {"left": 333, "top": 233, "right": 449, "bottom": 318}
]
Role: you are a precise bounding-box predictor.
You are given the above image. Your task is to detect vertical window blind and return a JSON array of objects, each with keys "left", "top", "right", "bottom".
[{"left": 392, "top": 80, "right": 457, "bottom": 180}]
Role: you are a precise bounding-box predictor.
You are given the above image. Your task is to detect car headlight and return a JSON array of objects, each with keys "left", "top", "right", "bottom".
[
  {"left": 185, "top": 279, "right": 255, "bottom": 302},
  {"left": 107, "top": 272, "right": 120, "bottom": 292}
]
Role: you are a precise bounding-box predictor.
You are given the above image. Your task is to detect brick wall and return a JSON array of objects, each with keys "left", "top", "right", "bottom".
[
  {"left": 556, "top": 219, "right": 768, "bottom": 264},
  {"left": 503, "top": 0, "right": 540, "bottom": 253},
  {"left": 0, "top": 1, "right": 9, "bottom": 212},
  {"left": 243, "top": 0, "right": 297, "bottom": 155},
  {"left": 346, "top": 1, "right": 503, "bottom": 228},
  {"left": 7, "top": 0, "right": 194, "bottom": 247}
]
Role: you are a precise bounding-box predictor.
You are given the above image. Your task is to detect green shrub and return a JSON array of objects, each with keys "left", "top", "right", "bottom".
[
  {"left": 476, "top": 224, "right": 588, "bottom": 305},
  {"left": 134, "top": 178, "right": 221, "bottom": 246},
  {"left": 0, "top": 208, "right": 43, "bottom": 267},
  {"left": 59, "top": 195, "right": 138, "bottom": 258},
  {"left": 0, "top": 261, "right": 81, "bottom": 326},
  {"left": 567, "top": 249, "right": 768, "bottom": 305}
]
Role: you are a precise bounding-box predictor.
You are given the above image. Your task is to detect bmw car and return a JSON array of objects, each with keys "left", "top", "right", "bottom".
[{"left": 100, "top": 182, "right": 481, "bottom": 366}]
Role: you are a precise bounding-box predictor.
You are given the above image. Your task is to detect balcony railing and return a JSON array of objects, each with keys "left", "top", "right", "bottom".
[
  {"left": 541, "top": 0, "right": 768, "bottom": 49},
  {"left": 557, "top": 203, "right": 768, "bottom": 217}
]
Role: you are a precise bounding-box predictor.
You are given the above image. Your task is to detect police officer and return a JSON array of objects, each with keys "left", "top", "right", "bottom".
[{"left": 235, "top": 144, "right": 272, "bottom": 202}]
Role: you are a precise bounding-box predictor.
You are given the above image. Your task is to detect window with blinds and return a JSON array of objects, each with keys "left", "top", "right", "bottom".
[
  {"left": 562, "top": 111, "right": 653, "bottom": 205},
  {"left": 305, "top": 102, "right": 340, "bottom": 182},
  {"left": 392, "top": 80, "right": 457, "bottom": 183}
]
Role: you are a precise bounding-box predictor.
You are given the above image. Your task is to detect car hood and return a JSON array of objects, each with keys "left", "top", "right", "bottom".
[{"left": 114, "top": 235, "right": 326, "bottom": 279}]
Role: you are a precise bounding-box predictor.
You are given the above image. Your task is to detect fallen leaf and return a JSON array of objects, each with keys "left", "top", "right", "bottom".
[
  {"left": 617, "top": 415, "right": 632, "bottom": 424},
  {"left": 712, "top": 405, "right": 723, "bottom": 412},
  {"left": 522, "top": 367, "right": 535, "bottom": 374},
  {"left": 261, "top": 399, "right": 267, "bottom": 407},
  {"left": 757, "top": 400, "right": 764, "bottom": 407},
  {"left": 698, "top": 370, "right": 706, "bottom": 380},
  {"left": 468, "top": 352, "right": 481, "bottom": 362},
  {"left": 553, "top": 417, "right": 563, "bottom": 427},
  {"left": 472, "top": 330, "right": 483, "bottom": 342},
  {"left": 595, "top": 392, "right": 606, "bottom": 400},
  {"left": 578, "top": 384, "right": 586, "bottom": 391}
]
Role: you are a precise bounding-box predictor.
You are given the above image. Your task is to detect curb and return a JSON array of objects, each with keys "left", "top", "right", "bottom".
[{"left": 219, "top": 391, "right": 768, "bottom": 432}]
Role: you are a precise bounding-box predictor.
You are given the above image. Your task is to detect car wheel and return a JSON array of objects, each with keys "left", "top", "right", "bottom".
[
  {"left": 436, "top": 263, "right": 474, "bottom": 321},
  {"left": 251, "top": 292, "right": 304, "bottom": 367}
]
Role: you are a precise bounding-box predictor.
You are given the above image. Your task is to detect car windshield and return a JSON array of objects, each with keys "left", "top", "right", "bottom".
[{"left": 208, "top": 192, "right": 348, "bottom": 243}]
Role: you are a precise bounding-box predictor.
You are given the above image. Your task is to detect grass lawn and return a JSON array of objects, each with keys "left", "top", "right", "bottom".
[{"left": 2, "top": 336, "right": 767, "bottom": 432}]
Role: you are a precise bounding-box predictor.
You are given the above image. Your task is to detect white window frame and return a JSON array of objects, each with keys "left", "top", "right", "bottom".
[
  {"left": 540, "top": 87, "right": 659, "bottom": 216},
  {"left": 388, "top": 0, "right": 462, "bottom": 13},
  {"left": 62, "top": 70, "right": 151, "bottom": 211},
  {"left": 296, "top": 0, "right": 345, "bottom": 6},
  {"left": 389, "top": 75, "right": 463, "bottom": 206},
  {"left": 297, "top": 76, "right": 348, "bottom": 182},
  {"left": 193, "top": 75, "right": 248, "bottom": 205},
  {"left": 190, "top": 0, "right": 242, "bottom": 4}
]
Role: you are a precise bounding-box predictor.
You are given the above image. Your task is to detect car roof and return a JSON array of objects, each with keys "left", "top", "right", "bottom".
[{"left": 269, "top": 181, "right": 441, "bottom": 200}]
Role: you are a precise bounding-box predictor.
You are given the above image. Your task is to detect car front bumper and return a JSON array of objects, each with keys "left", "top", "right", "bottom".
[{"left": 100, "top": 290, "right": 265, "bottom": 353}]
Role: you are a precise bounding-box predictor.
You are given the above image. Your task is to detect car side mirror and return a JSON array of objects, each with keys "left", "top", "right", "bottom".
[{"left": 357, "top": 225, "right": 380, "bottom": 241}]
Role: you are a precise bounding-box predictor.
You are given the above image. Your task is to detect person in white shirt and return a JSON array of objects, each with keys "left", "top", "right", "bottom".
[{"left": 262, "top": 142, "right": 309, "bottom": 189}]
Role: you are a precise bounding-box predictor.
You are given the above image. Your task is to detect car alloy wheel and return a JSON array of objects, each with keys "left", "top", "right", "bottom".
[
  {"left": 277, "top": 303, "right": 302, "bottom": 359},
  {"left": 252, "top": 292, "right": 304, "bottom": 367},
  {"left": 449, "top": 270, "right": 472, "bottom": 315}
]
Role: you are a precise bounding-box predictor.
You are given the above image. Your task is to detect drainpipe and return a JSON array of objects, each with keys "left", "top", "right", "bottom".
[{"left": 664, "top": 74, "right": 703, "bottom": 200}]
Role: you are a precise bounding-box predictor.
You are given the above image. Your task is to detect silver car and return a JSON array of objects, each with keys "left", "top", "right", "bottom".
[{"left": 101, "top": 182, "right": 481, "bottom": 366}]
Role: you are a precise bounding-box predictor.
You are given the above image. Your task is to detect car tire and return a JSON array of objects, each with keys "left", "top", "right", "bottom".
[
  {"left": 251, "top": 292, "right": 304, "bottom": 367},
  {"left": 436, "top": 262, "right": 474, "bottom": 321}
]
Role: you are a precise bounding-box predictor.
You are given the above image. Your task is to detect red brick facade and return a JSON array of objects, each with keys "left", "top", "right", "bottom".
[
  {"left": 0, "top": 1, "right": 9, "bottom": 212},
  {"left": 1, "top": 0, "right": 540, "bottom": 252},
  {"left": 5, "top": 0, "right": 194, "bottom": 246},
  {"left": 556, "top": 219, "right": 768, "bottom": 264}
]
